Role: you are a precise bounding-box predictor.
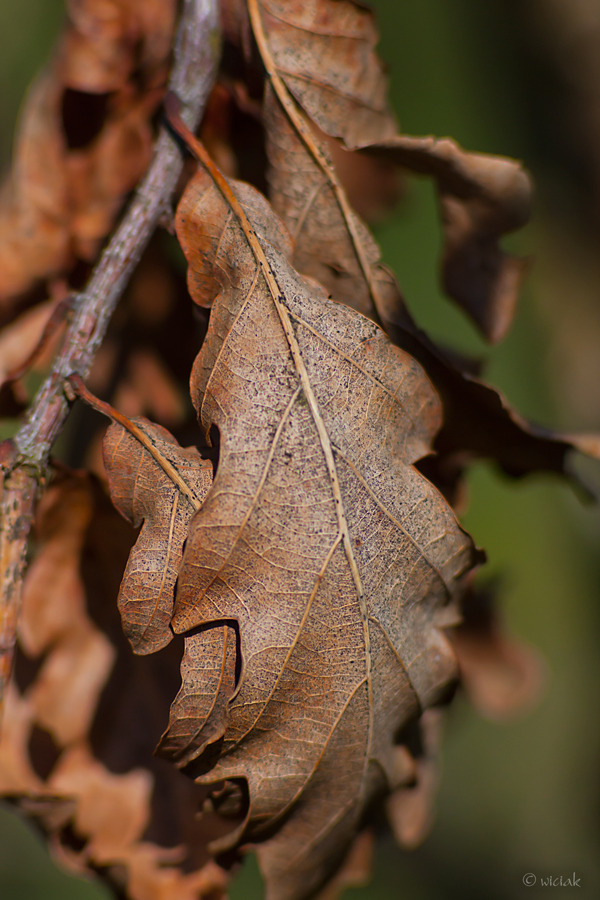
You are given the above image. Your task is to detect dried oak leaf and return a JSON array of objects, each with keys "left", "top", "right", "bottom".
[
  {"left": 158, "top": 623, "right": 238, "bottom": 770},
  {"left": 239, "top": 3, "right": 587, "bottom": 490},
  {"left": 0, "top": 297, "right": 66, "bottom": 417},
  {"left": 233, "top": 1, "right": 589, "bottom": 487},
  {"left": 231, "top": 10, "right": 594, "bottom": 492},
  {"left": 250, "top": 0, "right": 394, "bottom": 146},
  {"left": 161, "top": 140, "right": 479, "bottom": 900},
  {"left": 315, "top": 829, "right": 374, "bottom": 900},
  {"left": 0, "top": 0, "right": 177, "bottom": 315},
  {"left": 102, "top": 415, "right": 213, "bottom": 654},
  {"left": 361, "top": 136, "right": 532, "bottom": 344},
  {"left": 247, "top": 0, "right": 399, "bottom": 322},
  {"left": 385, "top": 316, "right": 600, "bottom": 494},
  {"left": 0, "top": 470, "right": 228, "bottom": 900},
  {"left": 61, "top": 0, "right": 176, "bottom": 92},
  {"left": 0, "top": 298, "right": 67, "bottom": 385},
  {"left": 240, "top": 0, "right": 529, "bottom": 342}
]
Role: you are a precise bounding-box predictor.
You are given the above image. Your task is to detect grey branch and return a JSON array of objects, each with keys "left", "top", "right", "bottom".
[{"left": 15, "top": 0, "right": 220, "bottom": 466}]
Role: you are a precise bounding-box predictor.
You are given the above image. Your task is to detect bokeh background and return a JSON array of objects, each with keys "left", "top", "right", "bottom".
[{"left": 1, "top": 0, "right": 599, "bottom": 897}]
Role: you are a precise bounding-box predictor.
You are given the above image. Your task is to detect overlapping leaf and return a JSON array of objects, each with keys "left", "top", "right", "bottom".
[
  {"left": 234, "top": 0, "right": 530, "bottom": 342},
  {"left": 248, "top": 0, "right": 399, "bottom": 322},
  {"left": 245, "top": 0, "right": 396, "bottom": 145},
  {"left": 362, "top": 135, "right": 531, "bottom": 343},
  {"left": 0, "top": 471, "right": 228, "bottom": 900},
  {"left": 102, "top": 416, "right": 213, "bottom": 653},
  {"left": 383, "top": 316, "right": 600, "bottom": 494},
  {"left": 238, "top": 0, "right": 597, "bottom": 491},
  {"left": 160, "top": 141, "right": 479, "bottom": 899}
]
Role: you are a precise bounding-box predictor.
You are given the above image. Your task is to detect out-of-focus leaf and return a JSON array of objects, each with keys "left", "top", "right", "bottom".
[
  {"left": 0, "top": 471, "right": 229, "bottom": 900},
  {"left": 449, "top": 581, "right": 546, "bottom": 721},
  {"left": 385, "top": 316, "right": 600, "bottom": 493},
  {"left": 0, "top": 0, "right": 178, "bottom": 318},
  {"left": 362, "top": 135, "right": 531, "bottom": 343},
  {"left": 385, "top": 708, "right": 444, "bottom": 850}
]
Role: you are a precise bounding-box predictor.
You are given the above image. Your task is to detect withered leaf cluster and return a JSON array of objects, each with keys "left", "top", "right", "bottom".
[
  {"left": 0, "top": 1, "right": 595, "bottom": 900},
  {"left": 0, "top": 0, "right": 178, "bottom": 320},
  {"left": 0, "top": 470, "right": 227, "bottom": 900}
]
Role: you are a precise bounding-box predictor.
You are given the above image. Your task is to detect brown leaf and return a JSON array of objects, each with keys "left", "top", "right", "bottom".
[
  {"left": 61, "top": 0, "right": 175, "bottom": 92},
  {"left": 250, "top": 0, "right": 396, "bottom": 147},
  {"left": 363, "top": 136, "right": 532, "bottom": 343},
  {"left": 315, "top": 829, "right": 374, "bottom": 900},
  {"left": 0, "top": 471, "right": 229, "bottom": 900},
  {"left": 0, "top": 0, "right": 178, "bottom": 316},
  {"left": 157, "top": 624, "right": 238, "bottom": 769},
  {"left": 245, "top": 0, "right": 398, "bottom": 322},
  {"left": 0, "top": 299, "right": 62, "bottom": 388},
  {"left": 0, "top": 73, "right": 71, "bottom": 307},
  {"left": 163, "top": 121, "right": 478, "bottom": 899},
  {"left": 244, "top": 0, "right": 530, "bottom": 342},
  {"left": 385, "top": 317, "right": 600, "bottom": 493},
  {"left": 238, "top": 1, "right": 575, "bottom": 489},
  {"left": 385, "top": 708, "right": 443, "bottom": 849},
  {"left": 325, "top": 135, "right": 400, "bottom": 226},
  {"left": 0, "top": 301, "right": 66, "bottom": 418},
  {"left": 256, "top": 95, "right": 580, "bottom": 487},
  {"left": 449, "top": 582, "right": 546, "bottom": 721},
  {"left": 263, "top": 92, "right": 399, "bottom": 321},
  {"left": 48, "top": 744, "right": 153, "bottom": 864},
  {"left": 101, "top": 411, "right": 213, "bottom": 654}
]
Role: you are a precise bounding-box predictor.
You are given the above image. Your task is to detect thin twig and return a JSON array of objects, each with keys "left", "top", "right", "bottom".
[{"left": 0, "top": 0, "right": 220, "bottom": 714}]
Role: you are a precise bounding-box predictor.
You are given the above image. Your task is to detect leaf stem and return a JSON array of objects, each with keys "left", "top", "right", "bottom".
[{"left": 67, "top": 375, "right": 202, "bottom": 511}]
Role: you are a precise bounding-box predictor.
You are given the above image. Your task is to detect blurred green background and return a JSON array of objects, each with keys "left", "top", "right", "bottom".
[{"left": 1, "top": 0, "right": 599, "bottom": 898}]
